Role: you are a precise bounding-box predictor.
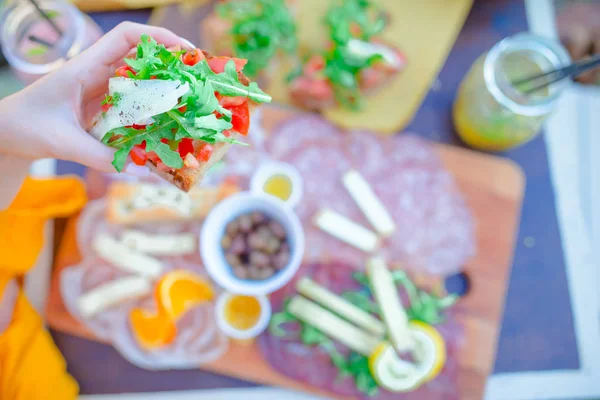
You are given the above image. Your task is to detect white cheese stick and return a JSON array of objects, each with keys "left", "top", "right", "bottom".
[
  {"left": 288, "top": 296, "right": 381, "bottom": 356},
  {"left": 77, "top": 276, "right": 151, "bottom": 318},
  {"left": 296, "top": 277, "right": 386, "bottom": 337},
  {"left": 314, "top": 208, "right": 380, "bottom": 253},
  {"left": 343, "top": 170, "right": 396, "bottom": 237},
  {"left": 93, "top": 233, "right": 163, "bottom": 279},
  {"left": 121, "top": 230, "right": 196, "bottom": 256},
  {"left": 367, "top": 256, "right": 413, "bottom": 353}
]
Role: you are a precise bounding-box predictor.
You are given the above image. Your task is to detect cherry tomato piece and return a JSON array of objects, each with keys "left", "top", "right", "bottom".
[
  {"left": 146, "top": 151, "right": 161, "bottom": 163},
  {"left": 227, "top": 101, "right": 250, "bottom": 135},
  {"left": 215, "top": 92, "right": 247, "bottom": 107},
  {"left": 196, "top": 143, "right": 214, "bottom": 162},
  {"left": 115, "top": 65, "right": 136, "bottom": 78},
  {"left": 178, "top": 105, "right": 187, "bottom": 113},
  {"left": 207, "top": 57, "right": 247, "bottom": 73},
  {"left": 177, "top": 138, "right": 194, "bottom": 157},
  {"left": 130, "top": 143, "right": 147, "bottom": 166},
  {"left": 182, "top": 49, "right": 204, "bottom": 66},
  {"left": 101, "top": 103, "right": 112, "bottom": 113}
]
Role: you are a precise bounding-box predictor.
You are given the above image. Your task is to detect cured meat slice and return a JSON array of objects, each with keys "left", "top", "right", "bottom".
[
  {"left": 61, "top": 256, "right": 228, "bottom": 370},
  {"left": 261, "top": 115, "right": 474, "bottom": 275},
  {"left": 61, "top": 257, "right": 132, "bottom": 341},
  {"left": 266, "top": 114, "right": 343, "bottom": 160},
  {"left": 259, "top": 262, "right": 462, "bottom": 400}
]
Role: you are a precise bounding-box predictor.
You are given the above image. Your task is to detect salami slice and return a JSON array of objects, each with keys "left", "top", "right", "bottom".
[
  {"left": 266, "top": 114, "right": 343, "bottom": 160},
  {"left": 61, "top": 255, "right": 228, "bottom": 370},
  {"left": 259, "top": 262, "right": 462, "bottom": 400},
  {"left": 61, "top": 257, "right": 132, "bottom": 341}
]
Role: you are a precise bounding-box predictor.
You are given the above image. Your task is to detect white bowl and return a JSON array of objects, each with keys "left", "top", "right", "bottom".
[
  {"left": 215, "top": 292, "right": 271, "bottom": 340},
  {"left": 250, "top": 160, "right": 303, "bottom": 209},
  {"left": 200, "top": 192, "right": 305, "bottom": 295}
]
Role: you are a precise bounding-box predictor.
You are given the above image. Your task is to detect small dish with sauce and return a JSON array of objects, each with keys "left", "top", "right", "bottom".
[
  {"left": 201, "top": 192, "right": 304, "bottom": 295},
  {"left": 215, "top": 292, "right": 271, "bottom": 341},
  {"left": 250, "top": 161, "right": 303, "bottom": 209}
]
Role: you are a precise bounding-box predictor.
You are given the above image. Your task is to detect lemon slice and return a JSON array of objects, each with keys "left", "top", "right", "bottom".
[
  {"left": 368, "top": 322, "right": 447, "bottom": 392},
  {"left": 410, "top": 321, "right": 446, "bottom": 382},
  {"left": 368, "top": 342, "right": 421, "bottom": 392}
]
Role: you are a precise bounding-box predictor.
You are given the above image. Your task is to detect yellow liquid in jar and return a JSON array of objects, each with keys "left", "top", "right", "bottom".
[
  {"left": 224, "top": 295, "right": 261, "bottom": 330},
  {"left": 263, "top": 174, "right": 292, "bottom": 201},
  {"left": 453, "top": 50, "right": 551, "bottom": 151}
]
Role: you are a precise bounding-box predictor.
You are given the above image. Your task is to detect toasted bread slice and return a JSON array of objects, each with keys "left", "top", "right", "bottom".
[{"left": 107, "top": 180, "right": 240, "bottom": 224}]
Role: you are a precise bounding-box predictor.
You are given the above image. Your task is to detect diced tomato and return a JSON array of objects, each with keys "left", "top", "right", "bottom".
[
  {"left": 227, "top": 101, "right": 250, "bottom": 135},
  {"left": 125, "top": 124, "right": 146, "bottom": 130},
  {"left": 115, "top": 65, "right": 136, "bottom": 77},
  {"left": 155, "top": 161, "right": 173, "bottom": 172},
  {"left": 215, "top": 92, "right": 247, "bottom": 107},
  {"left": 101, "top": 102, "right": 112, "bottom": 113},
  {"left": 182, "top": 49, "right": 205, "bottom": 66},
  {"left": 304, "top": 54, "right": 325, "bottom": 76},
  {"left": 130, "top": 142, "right": 147, "bottom": 166},
  {"left": 177, "top": 138, "right": 194, "bottom": 157},
  {"left": 350, "top": 22, "right": 362, "bottom": 37},
  {"left": 150, "top": 75, "right": 158, "bottom": 80},
  {"left": 178, "top": 105, "right": 187, "bottom": 113},
  {"left": 146, "top": 151, "right": 160, "bottom": 163},
  {"left": 161, "top": 138, "right": 169, "bottom": 144},
  {"left": 196, "top": 142, "right": 214, "bottom": 162},
  {"left": 207, "top": 56, "right": 247, "bottom": 73},
  {"left": 184, "top": 153, "right": 200, "bottom": 168}
]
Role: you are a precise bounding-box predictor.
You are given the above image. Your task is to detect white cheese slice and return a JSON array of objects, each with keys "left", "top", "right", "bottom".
[
  {"left": 296, "top": 277, "right": 386, "bottom": 337},
  {"left": 77, "top": 276, "right": 151, "bottom": 318},
  {"left": 121, "top": 230, "right": 196, "bottom": 255},
  {"left": 130, "top": 184, "right": 192, "bottom": 215},
  {"left": 367, "top": 256, "right": 413, "bottom": 353},
  {"left": 343, "top": 170, "right": 396, "bottom": 237},
  {"left": 92, "top": 233, "right": 163, "bottom": 279},
  {"left": 346, "top": 39, "right": 404, "bottom": 69},
  {"left": 90, "top": 78, "right": 190, "bottom": 140},
  {"left": 314, "top": 208, "right": 380, "bottom": 253},
  {"left": 288, "top": 296, "right": 381, "bottom": 356}
]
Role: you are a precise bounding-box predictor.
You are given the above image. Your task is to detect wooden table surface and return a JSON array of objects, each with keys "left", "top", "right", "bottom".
[{"left": 50, "top": 0, "right": 580, "bottom": 394}]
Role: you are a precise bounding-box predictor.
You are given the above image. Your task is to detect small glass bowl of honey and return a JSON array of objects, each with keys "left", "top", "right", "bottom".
[
  {"left": 250, "top": 161, "right": 303, "bottom": 209},
  {"left": 215, "top": 292, "right": 271, "bottom": 341}
]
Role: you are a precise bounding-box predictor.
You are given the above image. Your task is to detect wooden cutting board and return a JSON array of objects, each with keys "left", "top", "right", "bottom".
[
  {"left": 150, "top": 0, "right": 473, "bottom": 135},
  {"left": 47, "top": 107, "right": 524, "bottom": 400}
]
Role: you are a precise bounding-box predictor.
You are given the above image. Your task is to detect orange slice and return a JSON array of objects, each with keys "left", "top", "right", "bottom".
[
  {"left": 156, "top": 270, "right": 215, "bottom": 320},
  {"left": 129, "top": 308, "right": 177, "bottom": 350}
]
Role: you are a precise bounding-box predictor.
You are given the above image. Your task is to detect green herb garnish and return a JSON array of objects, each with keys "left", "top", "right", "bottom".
[
  {"left": 216, "top": 0, "right": 297, "bottom": 77},
  {"left": 101, "top": 34, "right": 271, "bottom": 172},
  {"left": 26, "top": 45, "right": 48, "bottom": 57},
  {"left": 269, "top": 269, "right": 457, "bottom": 397}
]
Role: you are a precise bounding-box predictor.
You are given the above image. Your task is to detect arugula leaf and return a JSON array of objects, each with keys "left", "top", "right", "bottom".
[
  {"left": 348, "top": 353, "right": 379, "bottom": 397},
  {"left": 102, "top": 121, "right": 182, "bottom": 171},
  {"left": 217, "top": 0, "right": 297, "bottom": 77},
  {"left": 189, "top": 60, "right": 272, "bottom": 103}
]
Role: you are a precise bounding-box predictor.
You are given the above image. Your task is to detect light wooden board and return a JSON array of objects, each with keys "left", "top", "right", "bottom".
[
  {"left": 47, "top": 107, "right": 523, "bottom": 400},
  {"left": 150, "top": 0, "right": 472, "bottom": 135}
]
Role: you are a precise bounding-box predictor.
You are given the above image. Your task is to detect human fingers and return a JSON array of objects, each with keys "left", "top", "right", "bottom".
[
  {"left": 87, "top": 22, "right": 194, "bottom": 66},
  {"left": 49, "top": 125, "right": 117, "bottom": 173}
]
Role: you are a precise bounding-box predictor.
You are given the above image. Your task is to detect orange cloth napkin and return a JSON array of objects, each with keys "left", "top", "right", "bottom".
[{"left": 0, "top": 176, "right": 87, "bottom": 400}]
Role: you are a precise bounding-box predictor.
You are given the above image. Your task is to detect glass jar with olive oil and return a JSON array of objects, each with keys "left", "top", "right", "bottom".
[{"left": 453, "top": 33, "right": 571, "bottom": 151}]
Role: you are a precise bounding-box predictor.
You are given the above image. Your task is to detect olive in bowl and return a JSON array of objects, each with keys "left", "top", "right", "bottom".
[{"left": 201, "top": 192, "right": 304, "bottom": 296}]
